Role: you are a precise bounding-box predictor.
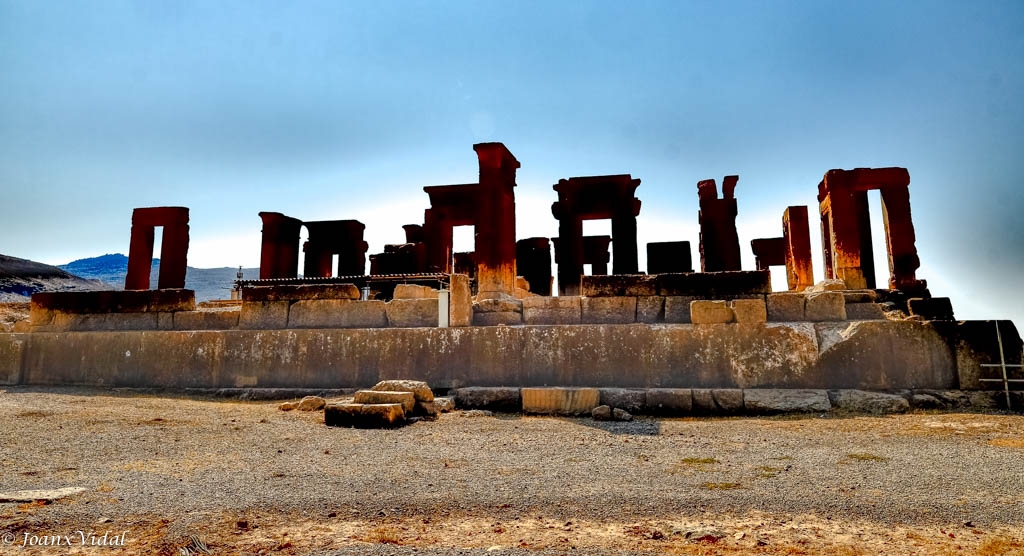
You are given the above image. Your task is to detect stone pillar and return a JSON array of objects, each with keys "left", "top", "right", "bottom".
[
  {"left": 782, "top": 206, "right": 814, "bottom": 291},
  {"left": 879, "top": 185, "right": 923, "bottom": 292},
  {"left": 258, "top": 212, "right": 303, "bottom": 280},
  {"left": 125, "top": 222, "right": 155, "bottom": 290},
  {"left": 403, "top": 224, "right": 424, "bottom": 244},
  {"left": 473, "top": 142, "right": 519, "bottom": 298},
  {"left": 853, "top": 190, "right": 876, "bottom": 289},
  {"left": 610, "top": 201, "right": 640, "bottom": 275},
  {"left": 584, "top": 236, "right": 612, "bottom": 276},
  {"left": 302, "top": 242, "right": 333, "bottom": 278},
  {"left": 818, "top": 171, "right": 867, "bottom": 289},
  {"left": 750, "top": 238, "right": 786, "bottom": 271},
  {"left": 423, "top": 208, "right": 453, "bottom": 273},
  {"left": 697, "top": 176, "right": 742, "bottom": 272},
  {"left": 159, "top": 221, "right": 189, "bottom": 290},
  {"left": 553, "top": 217, "right": 584, "bottom": 295}
]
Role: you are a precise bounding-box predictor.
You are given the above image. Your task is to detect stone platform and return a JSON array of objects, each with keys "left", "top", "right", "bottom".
[{"left": 2, "top": 319, "right": 1012, "bottom": 391}]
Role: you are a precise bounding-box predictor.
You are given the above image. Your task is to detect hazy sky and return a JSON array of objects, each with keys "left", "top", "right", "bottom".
[{"left": 1, "top": 0, "right": 1022, "bottom": 323}]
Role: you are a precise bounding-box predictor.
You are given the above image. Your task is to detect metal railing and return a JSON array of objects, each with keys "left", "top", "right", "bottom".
[{"left": 978, "top": 321, "right": 1023, "bottom": 410}]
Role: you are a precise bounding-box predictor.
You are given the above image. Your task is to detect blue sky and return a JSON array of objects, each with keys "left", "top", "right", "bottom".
[{"left": 1, "top": 0, "right": 1022, "bottom": 323}]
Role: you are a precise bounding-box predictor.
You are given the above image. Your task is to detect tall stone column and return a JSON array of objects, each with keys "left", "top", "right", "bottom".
[
  {"left": 125, "top": 224, "right": 155, "bottom": 290},
  {"left": 473, "top": 143, "right": 519, "bottom": 299},
  {"left": 880, "top": 185, "right": 923, "bottom": 292},
  {"left": 259, "top": 212, "right": 303, "bottom": 280},
  {"left": 158, "top": 222, "right": 189, "bottom": 289},
  {"left": 782, "top": 206, "right": 814, "bottom": 291}
]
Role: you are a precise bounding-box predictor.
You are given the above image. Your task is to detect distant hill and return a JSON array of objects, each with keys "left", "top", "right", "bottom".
[
  {"left": 60, "top": 254, "right": 259, "bottom": 302},
  {"left": 0, "top": 253, "right": 111, "bottom": 302}
]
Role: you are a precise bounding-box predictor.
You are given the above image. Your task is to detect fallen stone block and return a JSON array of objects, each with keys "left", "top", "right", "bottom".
[
  {"left": 744, "top": 389, "right": 831, "bottom": 414},
  {"left": 415, "top": 400, "right": 441, "bottom": 418},
  {"left": 453, "top": 387, "right": 521, "bottom": 412},
  {"left": 806, "top": 279, "right": 845, "bottom": 292},
  {"left": 393, "top": 284, "right": 440, "bottom": 299},
  {"left": 582, "top": 296, "right": 637, "bottom": 324},
  {"left": 690, "top": 300, "right": 732, "bottom": 324},
  {"left": 386, "top": 298, "right": 439, "bottom": 328},
  {"left": 521, "top": 296, "right": 581, "bottom": 325},
  {"left": 730, "top": 299, "right": 766, "bottom": 324},
  {"left": 909, "top": 393, "right": 944, "bottom": 410},
  {"left": 324, "top": 403, "right": 407, "bottom": 428},
  {"left": 967, "top": 390, "right": 1001, "bottom": 410},
  {"left": 804, "top": 292, "right": 846, "bottom": 322},
  {"left": 636, "top": 296, "right": 665, "bottom": 323},
  {"left": 296, "top": 395, "right": 327, "bottom": 411},
  {"left": 828, "top": 390, "right": 909, "bottom": 414},
  {"left": 766, "top": 293, "right": 805, "bottom": 322},
  {"left": 372, "top": 380, "right": 434, "bottom": 402},
  {"left": 599, "top": 388, "right": 646, "bottom": 413},
  {"left": 278, "top": 401, "right": 298, "bottom": 411},
  {"left": 521, "top": 387, "right": 600, "bottom": 415},
  {"left": 354, "top": 390, "right": 415, "bottom": 413},
  {"left": 612, "top": 408, "right": 633, "bottom": 421},
  {"left": 0, "top": 487, "right": 88, "bottom": 503},
  {"left": 845, "top": 303, "right": 886, "bottom": 320},
  {"left": 434, "top": 397, "right": 455, "bottom": 412},
  {"left": 592, "top": 405, "right": 613, "bottom": 421},
  {"left": 712, "top": 389, "right": 744, "bottom": 412},
  {"left": 842, "top": 290, "right": 879, "bottom": 304},
  {"left": 645, "top": 388, "right": 693, "bottom": 414},
  {"left": 238, "top": 301, "right": 290, "bottom": 330},
  {"left": 663, "top": 296, "right": 697, "bottom": 323}
]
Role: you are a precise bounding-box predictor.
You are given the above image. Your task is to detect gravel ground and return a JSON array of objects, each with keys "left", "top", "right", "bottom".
[{"left": 1, "top": 387, "right": 1022, "bottom": 555}]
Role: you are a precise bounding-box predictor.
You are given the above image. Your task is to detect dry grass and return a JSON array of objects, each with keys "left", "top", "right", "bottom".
[
  {"left": 844, "top": 452, "right": 889, "bottom": 462},
  {"left": 988, "top": 437, "right": 1024, "bottom": 449},
  {"left": 366, "top": 525, "right": 403, "bottom": 545},
  {"left": 756, "top": 466, "right": 782, "bottom": 478}
]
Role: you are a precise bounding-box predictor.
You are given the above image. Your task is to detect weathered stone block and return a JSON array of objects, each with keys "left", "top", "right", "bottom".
[
  {"left": 591, "top": 405, "right": 613, "bottom": 420},
  {"left": 663, "top": 296, "right": 697, "bottom": 323},
  {"left": 656, "top": 270, "right": 771, "bottom": 297},
  {"left": 472, "top": 311, "right": 522, "bottom": 326},
  {"left": 449, "top": 274, "right": 472, "bottom": 327},
  {"left": 804, "top": 292, "right": 846, "bottom": 322},
  {"left": 453, "top": 387, "right": 521, "bottom": 411},
  {"left": 766, "top": 293, "right": 805, "bottom": 322},
  {"left": 324, "top": 403, "right": 406, "bottom": 428},
  {"left": 636, "top": 296, "right": 665, "bottom": 323},
  {"left": 712, "top": 389, "right": 744, "bottom": 412},
  {"left": 598, "top": 388, "right": 646, "bottom": 413},
  {"left": 297, "top": 395, "right": 326, "bottom": 411},
  {"left": 645, "top": 388, "right": 692, "bottom": 414},
  {"left": 393, "top": 284, "right": 439, "bottom": 299},
  {"left": 415, "top": 400, "right": 442, "bottom": 418},
  {"left": 386, "top": 298, "right": 439, "bottom": 328},
  {"left": 845, "top": 303, "right": 886, "bottom": 320},
  {"left": 242, "top": 284, "right": 360, "bottom": 302},
  {"left": 36, "top": 312, "right": 160, "bottom": 332},
  {"left": 287, "top": 299, "right": 388, "bottom": 329},
  {"left": 730, "top": 299, "right": 766, "bottom": 324},
  {"left": 434, "top": 397, "right": 455, "bottom": 412},
  {"left": 743, "top": 389, "right": 831, "bottom": 413},
  {"left": 828, "top": 390, "right": 909, "bottom": 414},
  {"left": 521, "top": 387, "right": 600, "bottom": 415},
  {"left": 807, "top": 279, "right": 845, "bottom": 292},
  {"left": 907, "top": 297, "right": 955, "bottom": 321},
  {"left": 581, "top": 296, "right": 637, "bottom": 324},
  {"left": 690, "top": 300, "right": 732, "bottom": 324},
  {"left": 372, "top": 379, "right": 434, "bottom": 402},
  {"left": 580, "top": 275, "right": 656, "bottom": 297},
  {"left": 31, "top": 289, "right": 196, "bottom": 314},
  {"left": 173, "top": 310, "right": 240, "bottom": 330},
  {"left": 521, "top": 296, "right": 581, "bottom": 325},
  {"left": 158, "top": 312, "right": 174, "bottom": 330},
  {"left": 0, "top": 334, "right": 25, "bottom": 385},
  {"left": 353, "top": 390, "right": 416, "bottom": 413},
  {"left": 842, "top": 290, "right": 879, "bottom": 304},
  {"left": 239, "top": 301, "right": 289, "bottom": 330}
]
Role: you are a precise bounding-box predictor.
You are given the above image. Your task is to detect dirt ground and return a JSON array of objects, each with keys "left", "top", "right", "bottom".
[{"left": 0, "top": 387, "right": 1022, "bottom": 555}]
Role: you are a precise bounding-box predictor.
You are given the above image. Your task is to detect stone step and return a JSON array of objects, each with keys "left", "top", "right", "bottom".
[{"left": 324, "top": 403, "right": 407, "bottom": 428}]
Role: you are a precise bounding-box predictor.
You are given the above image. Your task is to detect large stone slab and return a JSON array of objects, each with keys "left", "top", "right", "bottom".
[
  {"left": 744, "top": 389, "right": 831, "bottom": 413},
  {"left": 845, "top": 303, "right": 886, "bottom": 320},
  {"left": 242, "top": 284, "right": 360, "bottom": 302},
  {"left": 353, "top": 390, "right": 416, "bottom": 413},
  {"left": 372, "top": 379, "right": 434, "bottom": 402},
  {"left": 521, "top": 387, "right": 600, "bottom": 415},
  {"left": 805, "top": 292, "right": 846, "bottom": 322},
  {"left": 238, "top": 301, "right": 289, "bottom": 330},
  {"left": 30, "top": 289, "right": 195, "bottom": 316},
  {"left": 31, "top": 312, "right": 160, "bottom": 332},
  {"left": 386, "top": 298, "right": 439, "bottom": 328},
  {"left": 0, "top": 334, "right": 25, "bottom": 385},
  {"left": 287, "top": 299, "right": 388, "bottom": 329},
  {"left": 522, "top": 296, "right": 581, "bottom": 325},
  {"left": 324, "top": 403, "right": 406, "bottom": 428},
  {"left": 173, "top": 310, "right": 240, "bottom": 330},
  {"left": 663, "top": 296, "right": 697, "bottom": 323},
  {"left": 690, "top": 300, "right": 732, "bottom": 324},
  {"left": 730, "top": 299, "right": 766, "bottom": 324},
  {"left": 598, "top": 388, "right": 646, "bottom": 412},
  {"left": 766, "top": 293, "right": 805, "bottom": 322},
  {"left": 581, "top": 296, "right": 636, "bottom": 324},
  {"left": 645, "top": 388, "right": 692, "bottom": 414},
  {"left": 580, "top": 275, "right": 656, "bottom": 297},
  {"left": 472, "top": 311, "right": 522, "bottom": 326},
  {"left": 636, "top": 296, "right": 665, "bottom": 323},
  {"left": 656, "top": 270, "right": 771, "bottom": 297},
  {"left": 393, "top": 284, "right": 439, "bottom": 299},
  {"left": 453, "top": 387, "right": 521, "bottom": 411},
  {"left": 828, "top": 390, "right": 909, "bottom": 414}
]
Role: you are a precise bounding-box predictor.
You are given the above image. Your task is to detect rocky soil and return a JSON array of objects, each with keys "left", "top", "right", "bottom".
[{"left": 0, "top": 387, "right": 1022, "bottom": 555}]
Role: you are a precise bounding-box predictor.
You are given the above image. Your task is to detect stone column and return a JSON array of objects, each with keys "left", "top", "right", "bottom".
[
  {"left": 473, "top": 142, "right": 519, "bottom": 299},
  {"left": 258, "top": 212, "right": 303, "bottom": 280},
  {"left": 158, "top": 222, "right": 189, "bottom": 289},
  {"left": 423, "top": 208, "right": 453, "bottom": 273},
  {"left": 880, "top": 185, "right": 923, "bottom": 292},
  {"left": 125, "top": 223, "right": 155, "bottom": 291},
  {"left": 782, "top": 206, "right": 814, "bottom": 291}
]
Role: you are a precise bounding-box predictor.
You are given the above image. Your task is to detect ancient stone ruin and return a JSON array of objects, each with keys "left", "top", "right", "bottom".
[{"left": 4, "top": 142, "right": 1021, "bottom": 411}]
